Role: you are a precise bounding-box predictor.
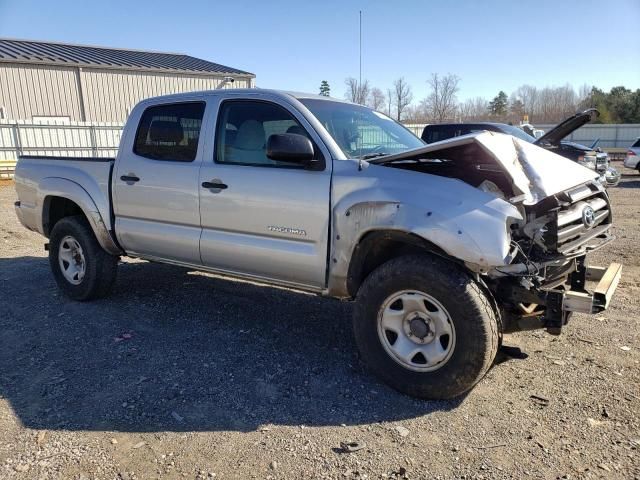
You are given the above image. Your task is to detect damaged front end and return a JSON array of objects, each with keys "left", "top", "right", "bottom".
[
  {"left": 369, "top": 132, "right": 621, "bottom": 335},
  {"left": 487, "top": 181, "right": 621, "bottom": 334}
]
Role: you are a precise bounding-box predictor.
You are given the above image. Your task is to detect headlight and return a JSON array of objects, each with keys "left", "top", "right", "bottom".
[{"left": 605, "top": 167, "right": 620, "bottom": 186}]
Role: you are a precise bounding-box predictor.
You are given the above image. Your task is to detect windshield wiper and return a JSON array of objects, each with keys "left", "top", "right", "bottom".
[{"left": 358, "top": 152, "right": 389, "bottom": 160}]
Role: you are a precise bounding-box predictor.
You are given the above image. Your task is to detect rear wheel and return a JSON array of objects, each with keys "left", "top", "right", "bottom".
[
  {"left": 49, "top": 215, "right": 118, "bottom": 301},
  {"left": 353, "top": 254, "right": 499, "bottom": 399}
]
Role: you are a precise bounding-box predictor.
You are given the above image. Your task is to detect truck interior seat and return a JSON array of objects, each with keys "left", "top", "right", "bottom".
[{"left": 229, "top": 119, "right": 269, "bottom": 164}]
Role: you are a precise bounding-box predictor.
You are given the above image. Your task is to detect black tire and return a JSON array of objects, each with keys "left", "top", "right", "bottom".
[
  {"left": 353, "top": 254, "right": 499, "bottom": 400},
  {"left": 49, "top": 215, "right": 118, "bottom": 301}
]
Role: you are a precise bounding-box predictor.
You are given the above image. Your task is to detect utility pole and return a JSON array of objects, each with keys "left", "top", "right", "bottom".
[{"left": 359, "top": 10, "right": 362, "bottom": 90}]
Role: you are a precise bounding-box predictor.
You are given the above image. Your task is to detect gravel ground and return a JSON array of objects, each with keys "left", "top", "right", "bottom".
[{"left": 0, "top": 167, "right": 639, "bottom": 480}]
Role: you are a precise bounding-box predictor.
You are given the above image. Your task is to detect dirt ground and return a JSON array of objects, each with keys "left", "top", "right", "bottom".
[{"left": 0, "top": 166, "right": 639, "bottom": 480}]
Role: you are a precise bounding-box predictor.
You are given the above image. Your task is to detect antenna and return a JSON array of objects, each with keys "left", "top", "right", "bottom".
[{"left": 359, "top": 10, "right": 362, "bottom": 89}]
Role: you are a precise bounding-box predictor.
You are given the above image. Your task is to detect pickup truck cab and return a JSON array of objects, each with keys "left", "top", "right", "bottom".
[{"left": 14, "top": 89, "right": 622, "bottom": 399}]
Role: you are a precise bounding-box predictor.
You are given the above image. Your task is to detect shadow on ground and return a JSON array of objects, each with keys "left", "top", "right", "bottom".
[
  {"left": 0, "top": 256, "right": 473, "bottom": 432},
  {"left": 616, "top": 179, "right": 640, "bottom": 189}
]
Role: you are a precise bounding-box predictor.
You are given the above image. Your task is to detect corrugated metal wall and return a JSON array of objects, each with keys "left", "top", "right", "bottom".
[
  {"left": 0, "top": 63, "right": 254, "bottom": 123},
  {"left": 80, "top": 68, "right": 252, "bottom": 121},
  {"left": 0, "top": 64, "right": 84, "bottom": 120},
  {"left": 404, "top": 123, "right": 640, "bottom": 149},
  {"left": 535, "top": 124, "right": 640, "bottom": 149}
]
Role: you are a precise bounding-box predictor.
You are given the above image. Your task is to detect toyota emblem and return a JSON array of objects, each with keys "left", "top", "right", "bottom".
[{"left": 582, "top": 206, "right": 596, "bottom": 228}]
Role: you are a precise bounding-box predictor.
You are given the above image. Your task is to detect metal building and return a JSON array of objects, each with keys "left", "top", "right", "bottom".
[{"left": 0, "top": 38, "right": 255, "bottom": 123}]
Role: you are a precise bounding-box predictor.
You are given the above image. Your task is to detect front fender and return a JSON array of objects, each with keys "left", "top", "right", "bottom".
[
  {"left": 39, "top": 177, "right": 122, "bottom": 255},
  {"left": 326, "top": 161, "right": 522, "bottom": 297}
]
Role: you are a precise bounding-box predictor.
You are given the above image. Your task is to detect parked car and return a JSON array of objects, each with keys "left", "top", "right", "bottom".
[
  {"left": 14, "top": 90, "right": 622, "bottom": 400},
  {"left": 421, "top": 109, "right": 620, "bottom": 186},
  {"left": 624, "top": 137, "right": 640, "bottom": 171}
]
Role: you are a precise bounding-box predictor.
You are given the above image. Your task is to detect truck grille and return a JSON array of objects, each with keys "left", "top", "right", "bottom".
[{"left": 547, "top": 185, "right": 611, "bottom": 254}]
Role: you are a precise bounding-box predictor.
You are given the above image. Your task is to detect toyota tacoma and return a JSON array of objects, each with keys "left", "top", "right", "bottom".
[{"left": 14, "top": 90, "right": 622, "bottom": 399}]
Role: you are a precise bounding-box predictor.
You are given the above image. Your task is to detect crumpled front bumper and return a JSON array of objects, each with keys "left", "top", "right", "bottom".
[
  {"left": 563, "top": 262, "right": 622, "bottom": 314},
  {"left": 501, "top": 260, "right": 622, "bottom": 335},
  {"left": 543, "top": 261, "right": 622, "bottom": 334}
]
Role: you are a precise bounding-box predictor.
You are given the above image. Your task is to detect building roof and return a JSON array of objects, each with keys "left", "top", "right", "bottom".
[{"left": 0, "top": 38, "right": 253, "bottom": 76}]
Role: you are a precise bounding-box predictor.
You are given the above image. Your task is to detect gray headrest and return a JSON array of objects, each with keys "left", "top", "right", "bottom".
[
  {"left": 235, "top": 120, "right": 265, "bottom": 151},
  {"left": 149, "top": 120, "right": 184, "bottom": 143},
  {"left": 286, "top": 125, "right": 307, "bottom": 136}
]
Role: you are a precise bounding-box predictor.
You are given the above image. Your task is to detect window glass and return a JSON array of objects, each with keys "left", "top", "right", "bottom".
[
  {"left": 216, "top": 101, "right": 312, "bottom": 167},
  {"left": 632, "top": 139, "right": 640, "bottom": 148},
  {"left": 423, "top": 126, "right": 455, "bottom": 144},
  {"left": 300, "top": 99, "right": 423, "bottom": 157},
  {"left": 496, "top": 124, "right": 536, "bottom": 143},
  {"left": 134, "top": 102, "right": 205, "bottom": 162}
]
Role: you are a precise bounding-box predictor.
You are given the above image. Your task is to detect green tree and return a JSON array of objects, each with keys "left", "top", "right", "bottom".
[
  {"left": 581, "top": 86, "right": 640, "bottom": 123},
  {"left": 607, "top": 86, "right": 640, "bottom": 123},
  {"left": 488, "top": 91, "right": 508, "bottom": 116},
  {"left": 319, "top": 80, "right": 330, "bottom": 97}
]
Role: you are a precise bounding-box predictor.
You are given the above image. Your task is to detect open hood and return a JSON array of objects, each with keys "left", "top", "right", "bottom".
[
  {"left": 369, "top": 131, "right": 599, "bottom": 205},
  {"left": 534, "top": 108, "right": 599, "bottom": 146}
]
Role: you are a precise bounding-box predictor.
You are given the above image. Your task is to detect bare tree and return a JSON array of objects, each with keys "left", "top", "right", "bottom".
[
  {"left": 369, "top": 87, "right": 386, "bottom": 111},
  {"left": 386, "top": 88, "right": 393, "bottom": 117},
  {"left": 534, "top": 85, "right": 577, "bottom": 123},
  {"left": 577, "top": 83, "right": 593, "bottom": 110},
  {"left": 513, "top": 85, "right": 539, "bottom": 119},
  {"left": 578, "top": 83, "right": 592, "bottom": 103},
  {"left": 402, "top": 105, "right": 424, "bottom": 123},
  {"left": 458, "top": 97, "right": 489, "bottom": 121},
  {"left": 424, "top": 73, "right": 460, "bottom": 122},
  {"left": 392, "top": 77, "right": 413, "bottom": 121},
  {"left": 344, "top": 77, "right": 370, "bottom": 105}
]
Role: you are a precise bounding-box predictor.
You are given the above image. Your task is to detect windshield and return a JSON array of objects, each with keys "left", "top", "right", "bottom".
[
  {"left": 498, "top": 124, "right": 536, "bottom": 143},
  {"left": 299, "top": 99, "right": 425, "bottom": 158}
]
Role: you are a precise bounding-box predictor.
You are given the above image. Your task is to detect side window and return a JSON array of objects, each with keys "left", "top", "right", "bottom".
[
  {"left": 215, "top": 100, "right": 313, "bottom": 167},
  {"left": 134, "top": 102, "right": 205, "bottom": 162}
]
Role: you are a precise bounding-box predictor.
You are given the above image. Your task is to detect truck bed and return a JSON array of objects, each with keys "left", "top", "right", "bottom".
[{"left": 14, "top": 155, "right": 115, "bottom": 236}]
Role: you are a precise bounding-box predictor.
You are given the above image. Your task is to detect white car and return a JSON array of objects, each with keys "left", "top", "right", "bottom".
[{"left": 624, "top": 137, "right": 640, "bottom": 171}]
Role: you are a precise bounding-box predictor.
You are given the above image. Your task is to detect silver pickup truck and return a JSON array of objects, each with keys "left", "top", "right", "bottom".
[{"left": 14, "top": 89, "right": 622, "bottom": 399}]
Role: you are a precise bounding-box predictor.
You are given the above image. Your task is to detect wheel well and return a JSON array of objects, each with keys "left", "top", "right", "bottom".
[
  {"left": 346, "top": 230, "right": 454, "bottom": 297},
  {"left": 43, "top": 196, "right": 85, "bottom": 237}
]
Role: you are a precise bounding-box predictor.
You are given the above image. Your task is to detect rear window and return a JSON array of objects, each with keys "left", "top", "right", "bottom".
[
  {"left": 134, "top": 102, "right": 205, "bottom": 162},
  {"left": 632, "top": 139, "right": 640, "bottom": 148},
  {"left": 422, "top": 125, "right": 467, "bottom": 144}
]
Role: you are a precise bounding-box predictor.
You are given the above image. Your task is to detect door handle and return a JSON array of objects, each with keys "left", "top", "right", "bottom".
[
  {"left": 202, "top": 181, "right": 228, "bottom": 190},
  {"left": 120, "top": 175, "right": 140, "bottom": 183}
]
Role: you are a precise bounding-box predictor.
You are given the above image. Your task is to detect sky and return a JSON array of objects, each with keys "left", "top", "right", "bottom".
[{"left": 0, "top": 0, "right": 638, "bottom": 103}]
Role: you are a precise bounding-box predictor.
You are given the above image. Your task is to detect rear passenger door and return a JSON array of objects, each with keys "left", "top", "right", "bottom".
[
  {"left": 198, "top": 97, "right": 332, "bottom": 290},
  {"left": 113, "top": 100, "right": 207, "bottom": 264}
]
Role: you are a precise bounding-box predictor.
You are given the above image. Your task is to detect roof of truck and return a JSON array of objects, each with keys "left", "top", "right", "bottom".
[
  {"left": 0, "top": 38, "right": 254, "bottom": 76},
  {"left": 140, "top": 88, "right": 353, "bottom": 104}
]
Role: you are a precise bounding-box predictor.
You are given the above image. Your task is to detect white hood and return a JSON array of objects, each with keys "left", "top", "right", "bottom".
[
  {"left": 372, "top": 131, "right": 600, "bottom": 205},
  {"left": 476, "top": 132, "right": 599, "bottom": 204}
]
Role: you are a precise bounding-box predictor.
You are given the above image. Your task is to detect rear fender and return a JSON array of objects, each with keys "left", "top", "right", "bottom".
[{"left": 39, "top": 177, "right": 122, "bottom": 255}]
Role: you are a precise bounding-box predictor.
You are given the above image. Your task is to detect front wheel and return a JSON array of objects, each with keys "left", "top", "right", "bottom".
[
  {"left": 49, "top": 215, "right": 118, "bottom": 301},
  {"left": 353, "top": 254, "right": 499, "bottom": 399}
]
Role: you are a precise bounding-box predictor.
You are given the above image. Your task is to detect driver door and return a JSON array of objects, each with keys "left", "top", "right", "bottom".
[{"left": 198, "top": 98, "right": 332, "bottom": 290}]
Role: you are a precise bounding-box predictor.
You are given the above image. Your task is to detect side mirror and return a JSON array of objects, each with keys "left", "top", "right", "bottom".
[{"left": 266, "top": 133, "right": 317, "bottom": 167}]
